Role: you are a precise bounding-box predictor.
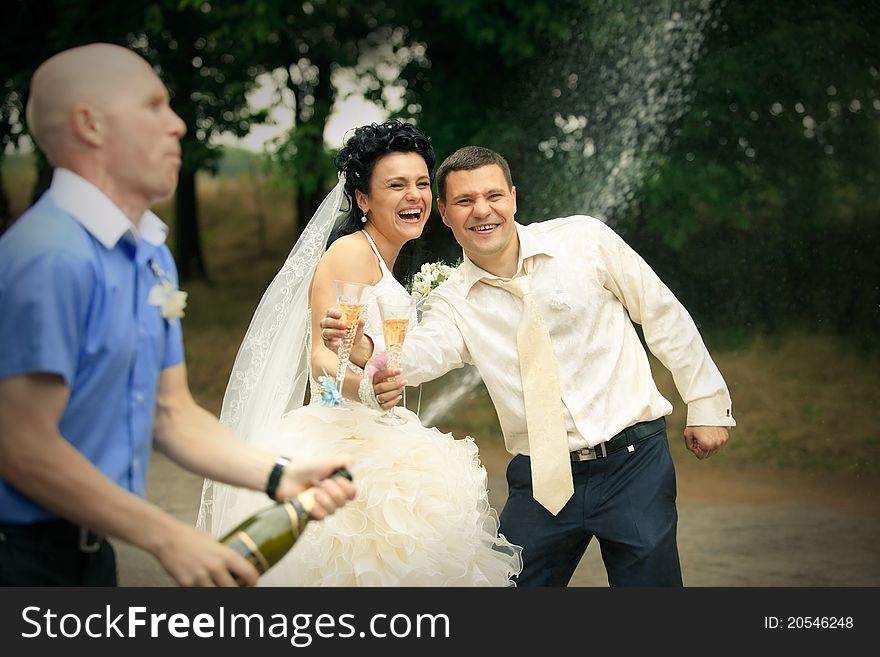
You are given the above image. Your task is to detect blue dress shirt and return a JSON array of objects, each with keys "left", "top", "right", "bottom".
[{"left": 0, "top": 169, "right": 185, "bottom": 524}]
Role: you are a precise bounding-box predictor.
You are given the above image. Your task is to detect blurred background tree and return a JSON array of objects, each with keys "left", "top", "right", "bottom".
[
  {"left": 619, "top": 0, "right": 880, "bottom": 337},
  {"left": 2, "top": 0, "right": 268, "bottom": 279},
  {"left": 2, "top": 0, "right": 878, "bottom": 335}
]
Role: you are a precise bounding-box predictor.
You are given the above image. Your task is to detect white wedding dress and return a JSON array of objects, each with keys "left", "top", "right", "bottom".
[{"left": 201, "top": 223, "right": 522, "bottom": 586}]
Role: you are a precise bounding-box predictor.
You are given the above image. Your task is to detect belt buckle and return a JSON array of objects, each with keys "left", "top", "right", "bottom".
[
  {"left": 78, "top": 527, "right": 102, "bottom": 554},
  {"left": 571, "top": 442, "right": 608, "bottom": 462},
  {"left": 571, "top": 447, "right": 598, "bottom": 462}
]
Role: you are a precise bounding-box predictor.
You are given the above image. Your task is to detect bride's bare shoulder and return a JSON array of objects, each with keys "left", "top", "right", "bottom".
[{"left": 315, "top": 232, "right": 375, "bottom": 282}]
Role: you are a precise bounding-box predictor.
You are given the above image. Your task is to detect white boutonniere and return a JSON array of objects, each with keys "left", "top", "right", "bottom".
[
  {"left": 548, "top": 290, "right": 572, "bottom": 310},
  {"left": 148, "top": 259, "right": 188, "bottom": 319}
]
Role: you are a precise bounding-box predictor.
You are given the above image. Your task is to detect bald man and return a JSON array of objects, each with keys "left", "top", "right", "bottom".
[{"left": 0, "top": 44, "right": 355, "bottom": 587}]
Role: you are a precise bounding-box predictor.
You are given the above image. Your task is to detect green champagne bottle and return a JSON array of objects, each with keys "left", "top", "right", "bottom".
[{"left": 220, "top": 467, "right": 352, "bottom": 581}]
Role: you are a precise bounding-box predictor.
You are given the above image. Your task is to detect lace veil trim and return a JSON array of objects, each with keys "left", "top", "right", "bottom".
[{"left": 196, "top": 180, "right": 347, "bottom": 536}]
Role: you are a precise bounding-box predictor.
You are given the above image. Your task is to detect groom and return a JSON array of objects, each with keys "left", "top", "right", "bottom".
[
  {"left": 323, "top": 145, "right": 735, "bottom": 587},
  {"left": 0, "top": 44, "right": 355, "bottom": 587}
]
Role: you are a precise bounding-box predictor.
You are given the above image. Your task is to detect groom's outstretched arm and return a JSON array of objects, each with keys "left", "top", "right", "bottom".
[
  {"left": 321, "top": 295, "right": 469, "bottom": 388},
  {"left": 397, "top": 295, "right": 469, "bottom": 386}
]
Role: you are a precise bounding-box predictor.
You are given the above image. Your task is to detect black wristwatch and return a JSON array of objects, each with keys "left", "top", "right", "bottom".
[{"left": 265, "top": 456, "right": 291, "bottom": 501}]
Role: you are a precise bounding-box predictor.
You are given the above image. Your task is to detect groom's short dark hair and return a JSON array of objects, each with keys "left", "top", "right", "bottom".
[{"left": 436, "top": 146, "right": 513, "bottom": 201}]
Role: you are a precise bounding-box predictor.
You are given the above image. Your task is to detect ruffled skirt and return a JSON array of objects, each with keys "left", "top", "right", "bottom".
[{"left": 215, "top": 403, "right": 522, "bottom": 586}]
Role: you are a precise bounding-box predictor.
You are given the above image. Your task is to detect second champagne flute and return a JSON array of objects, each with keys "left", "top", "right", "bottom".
[
  {"left": 333, "top": 279, "right": 371, "bottom": 407},
  {"left": 374, "top": 296, "right": 414, "bottom": 425}
]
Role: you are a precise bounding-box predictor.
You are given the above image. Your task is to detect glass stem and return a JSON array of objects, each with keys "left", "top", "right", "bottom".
[
  {"left": 335, "top": 322, "right": 357, "bottom": 394},
  {"left": 385, "top": 351, "right": 400, "bottom": 416}
]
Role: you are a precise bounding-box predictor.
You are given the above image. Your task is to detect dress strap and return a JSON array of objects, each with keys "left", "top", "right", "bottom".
[{"left": 362, "top": 230, "right": 391, "bottom": 274}]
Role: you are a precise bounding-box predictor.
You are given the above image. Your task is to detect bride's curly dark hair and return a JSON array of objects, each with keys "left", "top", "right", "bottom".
[{"left": 329, "top": 120, "right": 436, "bottom": 286}]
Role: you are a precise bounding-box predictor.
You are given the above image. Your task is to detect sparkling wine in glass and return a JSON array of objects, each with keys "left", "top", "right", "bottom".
[
  {"left": 374, "top": 297, "right": 414, "bottom": 425},
  {"left": 333, "top": 280, "right": 370, "bottom": 407}
]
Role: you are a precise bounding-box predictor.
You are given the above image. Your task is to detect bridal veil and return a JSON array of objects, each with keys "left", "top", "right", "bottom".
[{"left": 196, "top": 180, "right": 347, "bottom": 536}]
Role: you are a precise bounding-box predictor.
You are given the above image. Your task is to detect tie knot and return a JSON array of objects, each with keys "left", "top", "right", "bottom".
[{"left": 485, "top": 272, "right": 531, "bottom": 298}]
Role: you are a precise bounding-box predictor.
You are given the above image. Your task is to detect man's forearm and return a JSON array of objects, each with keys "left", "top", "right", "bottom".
[
  {"left": 153, "top": 396, "right": 277, "bottom": 493},
  {"left": 0, "top": 430, "right": 186, "bottom": 555}
]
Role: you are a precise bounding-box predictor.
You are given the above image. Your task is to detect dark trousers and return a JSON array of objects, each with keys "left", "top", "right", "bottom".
[
  {"left": 499, "top": 419, "right": 682, "bottom": 587},
  {"left": 0, "top": 519, "right": 117, "bottom": 586}
]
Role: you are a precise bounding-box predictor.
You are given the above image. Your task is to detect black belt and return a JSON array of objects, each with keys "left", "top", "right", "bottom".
[
  {"left": 0, "top": 519, "right": 104, "bottom": 554},
  {"left": 569, "top": 417, "right": 667, "bottom": 462}
]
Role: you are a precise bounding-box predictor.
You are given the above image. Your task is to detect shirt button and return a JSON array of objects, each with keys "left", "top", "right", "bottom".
[
  {"left": 133, "top": 392, "right": 144, "bottom": 403},
  {"left": 138, "top": 324, "right": 146, "bottom": 336}
]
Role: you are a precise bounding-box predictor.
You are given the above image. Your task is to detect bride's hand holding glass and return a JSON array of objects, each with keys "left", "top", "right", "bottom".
[{"left": 321, "top": 307, "right": 369, "bottom": 360}]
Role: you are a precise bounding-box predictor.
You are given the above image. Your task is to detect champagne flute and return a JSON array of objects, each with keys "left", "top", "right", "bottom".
[
  {"left": 333, "top": 279, "right": 370, "bottom": 408},
  {"left": 374, "top": 296, "right": 414, "bottom": 425}
]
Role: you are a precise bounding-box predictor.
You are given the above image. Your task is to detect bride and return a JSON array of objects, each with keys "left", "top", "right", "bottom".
[{"left": 197, "top": 120, "right": 522, "bottom": 586}]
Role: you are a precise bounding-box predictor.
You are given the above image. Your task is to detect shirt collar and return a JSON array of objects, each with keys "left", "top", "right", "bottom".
[
  {"left": 460, "top": 221, "right": 557, "bottom": 293},
  {"left": 49, "top": 168, "right": 169, "bottom": 249}
]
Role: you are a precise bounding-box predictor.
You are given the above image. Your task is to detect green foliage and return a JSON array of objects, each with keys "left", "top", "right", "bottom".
[
  {"left": 614, "top": 0, "right": 880, "bottom": 335},
  {"left": 134, "top": 1, "right": 269, "bottom": 177},
  {"left": 271, "top": 121, "right": 336, "bottom": 195},
  {"left": 4, "top": 1, "right": 877, "bottom": 332},
  {"left": 1, "top": 1, "right": 266, "bottom": 175},
  {"left": 430, "top": 0, "right": 574, "bottom": 59},
  {"left": 635, "top": 0, "right": 879, "bottom": 241}
]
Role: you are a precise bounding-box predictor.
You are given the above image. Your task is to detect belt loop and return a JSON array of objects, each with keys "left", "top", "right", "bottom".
[{"left": 79, "top": 527, "right": 102, "bottom": 554}]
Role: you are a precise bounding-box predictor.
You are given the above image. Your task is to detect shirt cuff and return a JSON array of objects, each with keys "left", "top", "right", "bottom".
[{"left": 686, "top": 395, "right": 736, "bottom": 427}]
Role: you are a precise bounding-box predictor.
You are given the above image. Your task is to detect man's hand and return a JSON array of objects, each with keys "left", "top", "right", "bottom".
[
  {"left": 275, "top": 456, "right": 357, "bottom": 518},
  {"left": 154, "top": 522, "right": 261, "bottom": 587},
  {"left": 372, "top": 366, "right": 406, "bottom": 411},
  {"left": 684, "top": 425, "right": 730, "bottom": 460}
]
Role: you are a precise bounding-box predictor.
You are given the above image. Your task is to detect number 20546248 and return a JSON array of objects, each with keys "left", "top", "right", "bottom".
[{"left": 764, "top": 617, "right": 854, "bottom": 629}]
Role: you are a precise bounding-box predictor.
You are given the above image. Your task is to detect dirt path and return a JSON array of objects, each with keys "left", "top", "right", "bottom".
[{"left": 116, "top": 440, "right": 880, "bottom": 587}]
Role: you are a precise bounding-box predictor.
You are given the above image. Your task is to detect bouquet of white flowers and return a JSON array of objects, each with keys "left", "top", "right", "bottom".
[
  {"left": 410, "top": 260, "right": 459, "bottom": 323},
  {"left": 410, "top": 260, "right": 457, "bottom": 302}
]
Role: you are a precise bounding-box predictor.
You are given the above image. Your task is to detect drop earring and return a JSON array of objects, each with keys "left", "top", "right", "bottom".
[{"left": 361, "top": 214, "right": 368, "bottom": 223}]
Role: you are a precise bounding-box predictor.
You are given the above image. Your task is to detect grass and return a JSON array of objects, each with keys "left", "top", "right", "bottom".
[{"left": 4, "top": 155, "right": 879, "bottom": 478}]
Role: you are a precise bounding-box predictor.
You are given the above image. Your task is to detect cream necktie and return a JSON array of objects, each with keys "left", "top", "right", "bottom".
[{"left": 484, "top": 259, "right": 574, "bottom": 515}]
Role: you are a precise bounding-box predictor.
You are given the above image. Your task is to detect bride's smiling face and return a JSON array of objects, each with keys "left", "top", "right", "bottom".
[{"left": 356, "top": 151, "right": 432, "bottom": 245}]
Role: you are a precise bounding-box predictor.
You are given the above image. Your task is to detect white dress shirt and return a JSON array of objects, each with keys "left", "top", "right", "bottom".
[{"left": 402, "top": 215, "right": 735, "bottom": 456}]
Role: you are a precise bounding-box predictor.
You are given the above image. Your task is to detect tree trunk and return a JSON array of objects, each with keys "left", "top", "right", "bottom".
[
  {"left": 296, "top": 185, "right": 327, "bottom": 239},
  {"left": 293, "top": 54, "right": 335, "bottom": 240},
  {"left": 31, "top": 152, "right": 52, "bottom": 206},
  {"left": 174, "top": 170, "right": 208, "bottom": 282}
]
